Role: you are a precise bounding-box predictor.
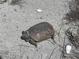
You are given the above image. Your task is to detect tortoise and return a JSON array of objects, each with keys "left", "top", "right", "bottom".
[{"left": 21, "top": 22, "right": 55, "bottom": 47}]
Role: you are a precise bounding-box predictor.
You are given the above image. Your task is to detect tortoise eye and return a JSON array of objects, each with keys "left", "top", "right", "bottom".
[{"left": 22, "top": 31, "right": 25, "bottom": 34}]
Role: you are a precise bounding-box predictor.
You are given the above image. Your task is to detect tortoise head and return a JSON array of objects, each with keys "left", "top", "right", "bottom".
[{"left": 21, "top": 31, "right": 30, "bottom": 42}]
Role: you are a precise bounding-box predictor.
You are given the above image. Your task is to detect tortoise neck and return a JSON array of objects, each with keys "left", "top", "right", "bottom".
[
  {"left": 26, "top": 31, "right": 32, "bottom": 41},
  {"left": 26, "top": 31, "right": 30, "bottom": 37},
  {"left": 26, "top": 31, "right": 36, "bottom": 42}
]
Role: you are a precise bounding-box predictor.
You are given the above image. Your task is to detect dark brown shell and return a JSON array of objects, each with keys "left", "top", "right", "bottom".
[{"left": 27, "top": 22, "right": 54, "bottom": 42}]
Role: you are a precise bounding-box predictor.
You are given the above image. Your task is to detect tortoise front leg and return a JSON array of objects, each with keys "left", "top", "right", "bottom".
[{"left": 29, "top": 39, "right": 37, "bottom": 47}]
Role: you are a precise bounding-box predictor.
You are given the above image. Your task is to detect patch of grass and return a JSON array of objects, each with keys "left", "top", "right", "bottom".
[
  {"left": 10, "top": 0, "right": 22, "bottom": 5},
  {"left": 65, "top": 28, "right": 79, "bottom": 48},
  {"left": 64, "top": 0, "right": 79, "bottom": 23}
]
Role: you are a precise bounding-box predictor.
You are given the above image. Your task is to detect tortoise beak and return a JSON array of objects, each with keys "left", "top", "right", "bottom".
[{"left": 21, "top": 36, "right": 28, "bottom": 42}]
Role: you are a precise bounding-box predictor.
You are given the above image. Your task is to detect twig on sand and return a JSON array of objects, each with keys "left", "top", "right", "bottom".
[{"left": 48, "top": 47, "right": 56, "bottom": 59}]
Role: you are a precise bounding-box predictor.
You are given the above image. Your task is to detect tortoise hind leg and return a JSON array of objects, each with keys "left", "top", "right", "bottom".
[{"left": 51, "top": 35, "right": 54, "bottom": 39}]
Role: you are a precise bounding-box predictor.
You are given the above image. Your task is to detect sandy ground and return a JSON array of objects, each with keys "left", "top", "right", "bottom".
[{"left": 0, "top": 0, "right": 70, "bottom": 59}]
